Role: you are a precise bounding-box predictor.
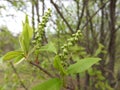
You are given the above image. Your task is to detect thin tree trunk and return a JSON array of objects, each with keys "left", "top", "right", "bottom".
[
  {"left": 107, "top": 0, "right": 117, "bottom": 87},
  {"left": 35, "top": 0, "right": 40, "bottom": 24},
  {"left": 99, "top": 0, "right": 105, "bottom": 65},
  {"left": 42, "top": 0, "right": 45, "bottom": 16},
  {"left": 32, "top": 1, "right": 35, "bottom": 31}
]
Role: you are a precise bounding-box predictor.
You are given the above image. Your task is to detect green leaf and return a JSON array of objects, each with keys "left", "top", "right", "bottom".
[
  {"left": 19, "top": 34, "right": 27, "bottom": 54},
  {"left": 14, "top": 55, "right": 24, "bottom": 65},
  {"left": 19, "top": 15, "right": 33, "bottom": 55},
  {"left": 3, "top": 51, "right": 24, "bottom": 61},
  {"left": 67, "top": 58, "right": 101, "bottom": 74},
  {"left": 32, "top": 78, "right": 62, "bottom": 90},
  {"left": 39, "top": 42, "right": 57, "bottom": 54},
  {"left": 94, "top": 43, "right": 104, "bottom": 56},
  {"left": 54, "top": 55, "right": 67, "bottom": 75}
]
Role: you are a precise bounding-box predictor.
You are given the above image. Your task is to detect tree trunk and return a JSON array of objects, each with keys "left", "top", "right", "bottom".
[{"left": 107, "top": 0, "right": 117, "bottom": 87}]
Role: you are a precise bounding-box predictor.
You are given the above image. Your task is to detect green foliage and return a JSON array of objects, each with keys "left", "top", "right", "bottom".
[
  {"left": 67, "top": 58, "right": 101, "bottom": 74},
  {"left": 54, "top": 55, "right": 67, "bottom": 75},
  {"left": 94, "top": 43, "right": 106, "bottom": 56},
  {"left": 40, "top": 42, "right": 57, "bottom": 54},
  {"left": 60, "top": 30, "right": 82, "bottom": 58},
  {"left": 88, "top": 68, "right": 113, "bottom": 90},
  {"left": 3, "top": 51, "right": 24, "bottom": 61},
  {"left": 1, "top": 8, "right": 103, "bottom": 90},
  {"left": 19, "top": 15, "right": 33, "bottom": 55},
  {"left": 32, "top": 78, "right": 62, "bottom": 90},
  {"left": 32, "top": 9, "right": 52, "bottom": 48}
]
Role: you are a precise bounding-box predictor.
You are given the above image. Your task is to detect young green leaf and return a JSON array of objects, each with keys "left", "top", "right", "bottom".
[
  {"left": 94, "top": 43, "right": 104, "bottom": 56},
  {"left": 39, "top": 42, "right": 57, "bottom": 54},
  {"left": 14, "top": 55, "right": 25, "bottom": 65},
  {"left": 67, "top": 58, "right": 101, "bottom": 74},
  {"left": 3, "top": 51, "right": 24, "bottom": 61},
  {"left": 32, "top": 78, "right": 62, "bottom": 90},
  {"left": 19, "top": 15, "right": 33, "bottom": 55},
  {"left": 19, "top": 34, "right": 27, "bottom": 54},
  {"left": 54, "top": 55, "right": 67, "bottom": 75}
]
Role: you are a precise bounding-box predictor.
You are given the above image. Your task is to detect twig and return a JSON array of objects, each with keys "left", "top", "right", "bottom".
[
  {"left": 76, "top": 0, "right": 86, "bottom": 31},
  {"left": 29, "top": 61, "right": 54, "bottom": 78},
  {"left": 116, "top": 25, "right": 120, "bottom": 32},
  {"left": 82, "top": 0, "right": 110, "bottom": 30},
  {"left": 50, "top": 0, "right": 74, "bottom": 33},
  {"left": 10, "top": 62, "right": 28, "bottom": 90}
]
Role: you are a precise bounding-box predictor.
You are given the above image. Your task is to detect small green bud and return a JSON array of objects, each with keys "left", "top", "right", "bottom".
[
  {"left": 76, "top": 33, "right": 79, "bottom": 37},
  {"left": 61, "top": 46, "right": 64, "bottom": 49},
  {"left": 35, "top": 29, "right": 38, "bottom": 33},
  {"left": 67, "top": 39, "right": 71, "bottom": 42},
  {"left": 35, "top": 33, "right": 39, "bottom": 39},
  {"left": 79, "top": 32, "right": 82, "bottom": 36},
  {"left": 32, "top": 40, "right": 36, "bottom": 44},
  {"left": 59, "top": 54, "right": 63, "bottom": 58},
  {"left": 48, "top": 8, "right": 51, "bottom": 11},
  {"left": 38, "top": 25, "right": 42, "bottom": 29},
  {"left": 74, "top": 37, "right": 78, "bottom": 41},
  {"left": 72, "top": 34, "right": 76, "bottom": 37},
  {"left": 63, "top": 49, "right": 68, "bottom": 53},
  {"left": 77, "top": 30, "right": 81, "bottom": 33},
  {"left": 64, "top": 44, "right": 67, "bottom": 48},
  {"left": 45, "top": 14, "right": 49, "bottom": 18},
  {"left": 38, "top": 38, "right": 42, "bottom": 41},
  {"left": 70, "top": 38, "right": 74, "bottom": 42},
  {"left": 42, "top": 16, "right": 46, "bottom": 19},
  {"left": 68, "top": 42, "right": 73, "bottom": 46}
]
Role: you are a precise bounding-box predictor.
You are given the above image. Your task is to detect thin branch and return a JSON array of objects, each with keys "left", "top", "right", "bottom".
[
  {"left": 31, "top": 1, "right": 35, "bottom": 31},
  {"left": 40, "top": 0, "right": 45, "bottom": 16},
  {"left": 50, "top": 0, "right": 74, "bottom": 33},
  {"left": 115, "top": 25, "right": 120, "bottom": 32},
  {"left": 86, "top": 0, "right": 97, "bottom": 48},
  {"left": 35, "top": 0, "right": 40, "bottom": 23},
  {"left": 10, "top": 62, "right": 28, "bottom": 90},
  {"left": 76, "top": 0, "right": 80, "bottom": 17},
  {"left": 29, "top": 61, "right": 54, "bottom": 78},
  {"left": 81, "top": 0, "right": 110, "bottom": 30},
  {"left": 76, "top": 0, "right": 86, "bottom": 31}
]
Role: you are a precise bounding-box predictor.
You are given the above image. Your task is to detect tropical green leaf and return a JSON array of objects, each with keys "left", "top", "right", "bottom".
[
  {"left": 32, "top": 78, "right": 62, "bottom": 90},
  {"left": 39, "top": 42, "right": 57, "bottom": 54},
  {"left": 67, "top": 58, "right": 101, "bottom": 74},
  {"left": 3, "top": 51, "right": 24, "bottom": 61},
  {"left": 54, "top": 55, "right": 67, "bottom": 75}
]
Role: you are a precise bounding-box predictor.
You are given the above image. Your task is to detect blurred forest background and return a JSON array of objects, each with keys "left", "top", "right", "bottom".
[{"left": 0, "top": 0, "right": 120, "bottom": 90}]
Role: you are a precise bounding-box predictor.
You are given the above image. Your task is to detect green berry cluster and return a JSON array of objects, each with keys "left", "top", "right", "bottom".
[
  {"left": 60, "top": 30, "right": 82, "bottom": 58},
  {"left": 32, "top": 8, "right": 52, "bottom": 48}
]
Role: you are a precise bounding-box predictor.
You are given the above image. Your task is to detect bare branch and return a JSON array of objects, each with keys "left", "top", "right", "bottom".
[
  {"left": 29, "top": 61, "right": 54, "bottom": 78},
  {"left": 10, "top": 62, "right": 28, "bottom": 90},
  {"left": 82, "top": 0, "right": 110, "bottom": 30},
  {"left": 116, "top": 25, "right": 120, "bottom": 32},
  {"left": 35, "top": 0, "right": 40, "bottom": 23},
  {"left": 50, "top": 0, "right": 74, "bottom": 33},
  {"left": 32, "top": 1, "right": 35, "bottom": 31},
  {"left": 76, "top": 0, "right": 86, "bottom": 31}
]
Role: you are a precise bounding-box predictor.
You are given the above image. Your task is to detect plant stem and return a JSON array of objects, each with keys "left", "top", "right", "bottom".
[
  {"left": 76, "top": 73, "right": 80, "bottom": 90},
  {"left": 10, "top": 62, "right": 28, "bottom": 90},
  {"left": 29, "top": 61, "right": 54, "bottom": 78}
]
